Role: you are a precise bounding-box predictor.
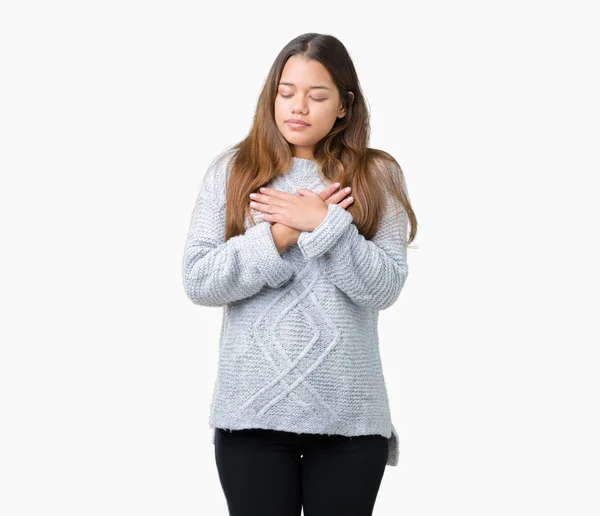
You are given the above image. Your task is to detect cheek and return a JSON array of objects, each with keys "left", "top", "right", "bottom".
[
  {"left": 313, "top": 106, "right": 339, "bottom": 125},
  {"left": 273, "top": 99, "right": 286, "bottom": 121}
]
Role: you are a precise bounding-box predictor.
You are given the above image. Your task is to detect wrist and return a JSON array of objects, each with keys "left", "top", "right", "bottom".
[
  {"left": 288, "top": 228, "right": 301, "bottom": 247},
  {"left": 312, "top": 206, "right": 329, "bottom": 232},
  {"left": 270, "top": 223, "right": 293, "bottom": 254},
  {"left": 273, "top": 222, "right": 300, "bottom": 248}
]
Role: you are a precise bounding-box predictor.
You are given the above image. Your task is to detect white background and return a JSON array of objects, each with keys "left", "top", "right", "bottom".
[{"left": 1, "top": 1, "right": 599, "bottom": 515}]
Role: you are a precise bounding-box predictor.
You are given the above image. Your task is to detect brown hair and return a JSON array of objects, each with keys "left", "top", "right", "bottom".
[{"left": 219, "top": 32, "right": 417, "bottom": 245}]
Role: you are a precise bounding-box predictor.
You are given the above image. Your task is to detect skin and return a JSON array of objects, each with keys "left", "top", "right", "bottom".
[{"left": 250, "top": 55, "right": 356, "bottom": 253}]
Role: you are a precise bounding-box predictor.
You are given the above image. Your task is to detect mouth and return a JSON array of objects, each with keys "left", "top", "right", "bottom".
[{"left": 286, "top": 120, "right": 310, "bottom": 126}]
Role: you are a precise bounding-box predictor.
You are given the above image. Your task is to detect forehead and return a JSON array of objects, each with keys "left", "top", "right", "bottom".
[{"left": 279, "top": 56, "right": 334, "bottom": 88}]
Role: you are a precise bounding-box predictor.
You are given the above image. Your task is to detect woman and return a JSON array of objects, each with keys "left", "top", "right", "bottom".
[{"left": 182, "top": 32, "right": 417, "bottom": 516}]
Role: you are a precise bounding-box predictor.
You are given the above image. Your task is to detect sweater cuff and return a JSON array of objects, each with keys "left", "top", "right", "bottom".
[
  {"left": 297, "top": 203, "right": 353, "bottom": 260},
  {"left": 244, "top": 221, "right": 295, "bottom": 288}
]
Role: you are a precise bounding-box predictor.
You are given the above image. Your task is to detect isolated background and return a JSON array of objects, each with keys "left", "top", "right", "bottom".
[{"left": 1, "top": 1, "right": 599, "bottom": 515}]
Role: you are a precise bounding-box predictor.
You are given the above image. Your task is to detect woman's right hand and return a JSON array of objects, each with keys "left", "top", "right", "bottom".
[
  {"left": 322, "top": 182, "right": 354, "bottom": 208},
  {"left": 277, "top": 183, "right": 354, "bottom": 248}
]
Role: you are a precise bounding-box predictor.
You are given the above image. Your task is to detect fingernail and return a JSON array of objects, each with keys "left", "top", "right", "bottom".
[
  {"left": 345, "top": 187, "right": 351, "bottom": 192},
  {"left": 348, "top": 196, "right": 353, "bottom": 201},
  {"left": 334, "top": 182, "right": 340, "bottom": 188}
]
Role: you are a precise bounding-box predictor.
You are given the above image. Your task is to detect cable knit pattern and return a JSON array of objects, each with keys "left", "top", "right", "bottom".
[{"left": 182, "top": 149, "right": 409, "bottom": 466}]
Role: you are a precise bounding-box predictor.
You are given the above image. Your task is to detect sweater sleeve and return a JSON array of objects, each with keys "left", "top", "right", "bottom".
[
  {"left": 182, "top": 152, "right": 295, "bottom": 307},
  {"left": 296, "top": 191, "right": 409, "bottom": 310}
]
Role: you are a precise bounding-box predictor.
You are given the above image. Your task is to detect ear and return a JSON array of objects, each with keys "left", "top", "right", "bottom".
[{"left": 338, "top": 91, "right": 354, "bottom": 119}]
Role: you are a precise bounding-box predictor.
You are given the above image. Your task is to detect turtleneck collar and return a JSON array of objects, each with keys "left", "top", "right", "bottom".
[
  {"left": 280, "top": 156, "right": 321, "bottom": 187},
  {"left": 289, "top": 156, "right": 318, "bottom": 173},
  {"left": 277, "top": 156, "right": 331, "bottom": 191}
]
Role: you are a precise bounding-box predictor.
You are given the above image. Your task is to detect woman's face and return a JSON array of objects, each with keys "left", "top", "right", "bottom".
[{"left": 274, "top": 55, "right": 348, "bottom": 160}]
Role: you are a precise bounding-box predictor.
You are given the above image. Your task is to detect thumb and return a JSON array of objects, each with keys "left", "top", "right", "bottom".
[{"left": 296, "top": 187, "right": 312, "bottom": 196}]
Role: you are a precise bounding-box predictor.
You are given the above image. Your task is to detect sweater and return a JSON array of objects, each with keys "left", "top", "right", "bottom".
[{"left": 182, "top": 149, "right": 409, "bottom": 466}]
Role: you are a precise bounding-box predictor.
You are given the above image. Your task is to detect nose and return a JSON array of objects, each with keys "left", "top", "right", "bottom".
[{"left": 292, "top": 98, "right": 307, "bottom": 115}]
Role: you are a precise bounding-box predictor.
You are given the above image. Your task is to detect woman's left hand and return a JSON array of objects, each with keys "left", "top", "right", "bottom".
[{"left": 249, "top": 186, "right": 328, "bottom": 232}]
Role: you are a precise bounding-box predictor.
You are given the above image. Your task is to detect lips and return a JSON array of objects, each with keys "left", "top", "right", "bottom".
[{"left": 286, "top": 119, "right": 310, "bottom": 126}]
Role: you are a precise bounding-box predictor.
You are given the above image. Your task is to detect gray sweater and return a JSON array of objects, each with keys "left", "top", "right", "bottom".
[{"left": 182, "top": 149, "right": 409, "bottom": 466}]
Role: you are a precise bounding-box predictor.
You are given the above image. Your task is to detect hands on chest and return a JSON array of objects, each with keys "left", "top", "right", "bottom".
[{"left": 249, "top": 182, "right": 354, "bottom": 233}]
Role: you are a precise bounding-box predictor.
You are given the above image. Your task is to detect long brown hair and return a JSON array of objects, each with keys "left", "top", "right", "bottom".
[{"left": 219, "top": 32, "right": 417, "bottom": 245}]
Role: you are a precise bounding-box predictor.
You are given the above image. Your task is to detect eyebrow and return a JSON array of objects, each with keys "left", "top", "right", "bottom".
[{"left": 278, "top": 81, "right": 331, "bottom": 91}]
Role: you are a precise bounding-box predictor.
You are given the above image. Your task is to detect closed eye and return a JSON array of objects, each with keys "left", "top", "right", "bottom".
[{"left": 279, "top": 93, "right": 326, "bottom": 102}]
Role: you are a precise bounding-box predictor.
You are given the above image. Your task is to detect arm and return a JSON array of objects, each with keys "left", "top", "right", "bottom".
[
  {"left": 271, "top": 223, "right": 298, "bottom": 254},
  {"left": 296, "top": 191, "right": 409, "bottom": 310},
  {"left": 182, "top": 152, "right": 295, "bottom": 307}
]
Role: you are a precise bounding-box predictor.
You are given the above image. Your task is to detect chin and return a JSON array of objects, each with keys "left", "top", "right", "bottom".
[{"left": 281, "top": 132, "right": 303, "bottom": 142}]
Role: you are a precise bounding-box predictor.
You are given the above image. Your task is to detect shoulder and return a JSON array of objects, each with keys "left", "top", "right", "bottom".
[
  {"left": 202, "top": 147, "right": 239, "bottom": 194},
  {"left": 365, "top": 148, "right": 410, "bottom": 213},
  {"left": 364, "top": 148, "right": 407, "bottom": 195},
  {"left": 365, "top": 148, "right": 402, "bottom": 176}
]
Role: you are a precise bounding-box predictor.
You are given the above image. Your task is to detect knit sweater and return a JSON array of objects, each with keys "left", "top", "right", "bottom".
[{"left": 182, "top": 149, "right": 409, "bottom": 466}]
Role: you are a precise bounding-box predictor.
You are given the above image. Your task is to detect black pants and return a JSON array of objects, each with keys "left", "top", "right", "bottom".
[{"left": 214, "top": 427, "right": 389, "bottom": 516}]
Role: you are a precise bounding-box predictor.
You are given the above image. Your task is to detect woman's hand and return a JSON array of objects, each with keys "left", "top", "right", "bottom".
[{"left": 249, "top": 182, "right": 354, "bottom": 233}]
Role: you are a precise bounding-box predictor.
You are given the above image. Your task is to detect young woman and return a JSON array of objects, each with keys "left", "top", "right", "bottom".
[{"left": 182, "top": 32, "right": 417, "bottom": 516}]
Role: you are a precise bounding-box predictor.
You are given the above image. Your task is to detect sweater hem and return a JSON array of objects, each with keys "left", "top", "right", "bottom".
[{"left": 208, "top": 416, "right": 399, "bottom": 467}]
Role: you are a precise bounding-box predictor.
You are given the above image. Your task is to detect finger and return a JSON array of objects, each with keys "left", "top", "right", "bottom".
[
  {"left": 318, "top": 183, "right": 341, "bottom": 200},
  {"left": 249, "top": 201, "right": 278, "bottom": 213},
  {"left": 296, "top": 187, "right": 320, "bottom": 196},
  {"left": 260, "top": 212, "right": 281, "bottom": 223},
  {"left": 328, "top": 186, "right": 352, "bottom": 203},
  {"left": 259, "top": 186, "right": 296, "bottom": 202},
  {"left": 249, "top": 192, "right": 267, "bottom": 202},
  {"left": 334, "top": 195, "right": 353, "bottom": 207},
  {"left": 249, "top": 192, "right": 288, "bottom": 208}
]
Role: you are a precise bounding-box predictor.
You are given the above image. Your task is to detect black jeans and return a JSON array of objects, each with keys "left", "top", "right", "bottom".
[{"left": 214, "top": 427, "right": 389, "bottom": 516}]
